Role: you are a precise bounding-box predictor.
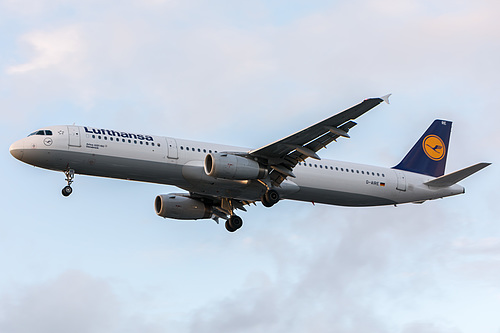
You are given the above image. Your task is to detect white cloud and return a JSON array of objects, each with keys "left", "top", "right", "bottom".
[{"left": 7, "top": 26, "right": 85, "bottom": 75}]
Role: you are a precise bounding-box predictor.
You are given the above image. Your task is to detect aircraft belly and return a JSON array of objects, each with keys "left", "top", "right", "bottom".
[
  {"left": 24, "top": 148, "right": 187, "bottom": 186},
  {"left": 287, "top": 186, "right": 396, "bottom": 206},
  {"left": 289, "top": 167, "right": 398, "bottom": 206},
  {"left": 20, "top": 148, "right": 69, "bottom": 172}
]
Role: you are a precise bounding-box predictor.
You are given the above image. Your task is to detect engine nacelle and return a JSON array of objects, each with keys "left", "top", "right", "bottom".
[
  {"left": 204, "top": 153, "right": 267, "bottom": 180},
  {"left": 155, "top": 194, "right": 212, "bottom": 220}
]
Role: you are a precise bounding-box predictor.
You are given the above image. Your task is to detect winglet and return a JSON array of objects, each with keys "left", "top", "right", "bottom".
[{"left": 381, "top": 93, "right": 391, "bottom": 104}]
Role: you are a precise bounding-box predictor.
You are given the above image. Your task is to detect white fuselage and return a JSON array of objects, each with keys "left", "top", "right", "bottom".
[{"left": 9, "top": 125, "right": 465, "bottom": 206}]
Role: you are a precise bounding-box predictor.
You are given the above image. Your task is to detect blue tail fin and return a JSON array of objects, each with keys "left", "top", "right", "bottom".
[{"left": 393, "top": 120, "right": 452, "bottom": 177}]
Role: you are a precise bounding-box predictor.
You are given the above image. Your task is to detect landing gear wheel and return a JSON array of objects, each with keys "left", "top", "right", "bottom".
[
  {"left": 225, "top": 215, "right": 243, "bottom": 232},
  {"left": 262, "top": 189, "right": 280, "bottom": 207},
  {"left": 62, "top": 185, "right": 73, "bottom": 197}
]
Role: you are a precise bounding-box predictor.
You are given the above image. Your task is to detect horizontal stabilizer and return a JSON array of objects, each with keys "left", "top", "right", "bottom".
[{"left": 424, "top": 162, "right": 491, "bottom": 187}]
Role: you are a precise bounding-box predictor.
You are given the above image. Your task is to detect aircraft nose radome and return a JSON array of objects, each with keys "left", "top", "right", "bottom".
[{"left": 9, "top": 140, "right": 24, "bottom": 160}]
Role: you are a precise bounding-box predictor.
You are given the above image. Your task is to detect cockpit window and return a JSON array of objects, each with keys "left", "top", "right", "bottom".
[{"left": 28, "top": 130, "right": 53, "bottom": 137}]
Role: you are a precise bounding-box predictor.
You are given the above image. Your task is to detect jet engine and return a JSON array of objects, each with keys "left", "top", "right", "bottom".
[
  {"left": 155, "top": 194, "right": 212, "bottom": 220},
  {"left": 204, "top": 153, "right": 267, "bottom": 180}
]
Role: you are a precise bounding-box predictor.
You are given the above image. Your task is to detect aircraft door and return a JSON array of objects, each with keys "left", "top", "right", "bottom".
[
  {"left": 68, "top": 126, "right": 81, "bottom": 147},
  {"left": 166, "top": 137, "right": 178, "bottom": 159},
  {"left": 394, "top": 170, "right": 406, "bottom": 191}
]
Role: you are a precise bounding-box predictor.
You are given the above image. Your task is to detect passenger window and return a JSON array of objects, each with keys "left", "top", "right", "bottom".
[
  {"left": 186, "top": 147, "right": 189, "bottom": 150},
  {"left": 336, "top": 167, "right": 338, "bottom": 171},
  {"left": 128, "top": 139, "right": 131, "bottom": 143},
  {"left": 314, "top": 164, "right": 317, "bottom": 168},
  {"left": 309, "top": 164, "right": 312, "bottom": 167},
  {"left": 209, "top": 150, "right": 212, "bottom": 153},
  {"left": 134, "top": 140, "right": 137, "bottom": 144},
  {"left": 146, "top": 142, "right": 149, "bottom": 145},
  {"left": 341, "top": 168, "right": 344, "bottom": 171},
  {"left": 157, "top": 143, "right": 160, "bottom": 147},
  {"left": 122, "top": 139, "right": 125, "bottom": 142},
  {"left": 377, "top": 173, "right": 380, "bottom": 176},
  {"left": 351, "top": 169, "right": 354, "bottom": 173},
  {"left": 104, "top": 136, "right": 107, "bottom": 140},
  {"left": 372, "top": 172, "right": 375, "bottom": 176},
  {"left": 356, "top": 170, "right": 359, "bottom": 173},
  {"left": 320, "top": 165, "right": 323, "bottom": 168},
  {"left": 382, "top": 174, "right": 385, "bottom": 177},
  {"left": 203, "top": 149, "right": 206, "bottom": 153},
  {"left": 92, "top": 135, "right": 95, "bottom": 139},
  {"left": 98, "top": 136, "right": 101, "bottom": 139},
  {"left": 362, "top": 171, "right": 364, "bottom": 174},
  {"left": 198, "top": 148, "right": 201, "bottom": 152}
]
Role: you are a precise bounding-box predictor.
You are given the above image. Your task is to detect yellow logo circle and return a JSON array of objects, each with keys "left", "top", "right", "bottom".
[{"left": 422, "top": 135, "right": 445, "bottom": 161}]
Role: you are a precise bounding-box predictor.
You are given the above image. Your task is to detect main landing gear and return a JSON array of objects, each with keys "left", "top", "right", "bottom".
[
  {"left": 261, "top": 189, "right": 280, "bottom": 207},
  {"left": 225, "top": 215, "right": 243, "bottom": 232},
  {"left": 62, "top": 169, "right": 75, "bottom": 197}
]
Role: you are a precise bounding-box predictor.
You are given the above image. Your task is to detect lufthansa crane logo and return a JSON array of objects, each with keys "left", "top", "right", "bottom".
[{"left": 422, "top": 135, "right": 445, "bottom": 161}]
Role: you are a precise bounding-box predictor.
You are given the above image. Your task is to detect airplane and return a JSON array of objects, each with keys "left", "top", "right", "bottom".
[{"left": 9, "top": 94, "right": 490, "bottom": 232}]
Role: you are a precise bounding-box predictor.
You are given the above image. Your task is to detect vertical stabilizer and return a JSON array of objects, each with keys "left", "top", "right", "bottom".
[{"left": 393, "top": 120, "right": 452, "bottom": 177}]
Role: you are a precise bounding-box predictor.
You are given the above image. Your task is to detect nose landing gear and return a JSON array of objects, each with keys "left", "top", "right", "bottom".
[{"left": 62, "top": 169, "right": 75, "bottom": 197}]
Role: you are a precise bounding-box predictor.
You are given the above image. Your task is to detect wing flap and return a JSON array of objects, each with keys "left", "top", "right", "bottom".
[{"left": 424, "top": 162, "right": 491, "bottom": 187}]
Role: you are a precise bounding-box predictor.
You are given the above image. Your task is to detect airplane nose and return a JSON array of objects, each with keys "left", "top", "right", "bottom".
[{"left": 9, "top": 140, "right": 24, "bottom": 160}]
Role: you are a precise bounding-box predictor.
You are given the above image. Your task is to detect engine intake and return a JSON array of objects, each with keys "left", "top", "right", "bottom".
[
  {"left": 155, "top": 194, "right": 212, "bottom": 220},
  {"left": 204, "top": 153, "right": 267, "bottom": 180}
]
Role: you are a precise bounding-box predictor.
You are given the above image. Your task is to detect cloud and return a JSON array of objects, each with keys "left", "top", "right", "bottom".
[
  {"left": 452, "top": 237, "right": 500, "bottom": 256},
  {"left": 7, "top": 26, "right": 85, "bottom": 75},
  {"left": 4, "top": 0, "right": 500, "bottom": 137},
  {"left": 0, "top": 270, "right": 163, "bottom": 333},
  {"left": 402, "top": 321, "right": 462, "bottom": 333},
  {"left": 185, "top": 204, "right": 465, "bottom": 333}
]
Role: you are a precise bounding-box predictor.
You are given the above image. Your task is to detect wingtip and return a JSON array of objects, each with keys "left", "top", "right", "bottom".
[{"left": 381, "top": 93, "right": 391, "bottom": 104}]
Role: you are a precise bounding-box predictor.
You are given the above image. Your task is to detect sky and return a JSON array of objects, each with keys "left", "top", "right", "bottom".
[{"left": 1, "top": 0, "right": 499, "bottom": 332}]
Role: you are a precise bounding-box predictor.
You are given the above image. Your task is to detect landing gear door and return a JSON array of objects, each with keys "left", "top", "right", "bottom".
[
  {"left": 68, "top": 126, "right": 81, "bottom": 147},
  {"left": 394, "top": 170, "right": 407, "bottom": 191},
  {"left": 166, "top": 137, "right": 178, "bottom": 159}
]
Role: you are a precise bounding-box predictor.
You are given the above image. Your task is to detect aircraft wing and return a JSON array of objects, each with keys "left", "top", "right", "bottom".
[{"left": 249, "top": 94, "right": 391, "bottom": 185}]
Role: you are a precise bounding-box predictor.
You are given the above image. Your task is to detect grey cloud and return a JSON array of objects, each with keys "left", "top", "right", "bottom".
[
  {"left": 185, "top": 204, "right": 466, "bottom": 333},
  {"left": 0, "top": 270, "right": 163, "bottom": 333},
  {"left": 0, "top": 270, "right": 118, "bottom": 333},
  {"left": 402, "top": 321, "right": 462, "bottom": 333}
]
